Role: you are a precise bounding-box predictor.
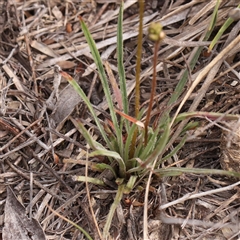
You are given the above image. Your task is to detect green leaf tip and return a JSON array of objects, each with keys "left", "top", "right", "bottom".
[{"left": 228, "top": 8, "right": 240, "bottom": 21}]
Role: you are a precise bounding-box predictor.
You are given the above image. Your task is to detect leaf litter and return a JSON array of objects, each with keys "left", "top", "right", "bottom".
[{"left": 0, "top": 0, "right": 240, "bottom": 239}]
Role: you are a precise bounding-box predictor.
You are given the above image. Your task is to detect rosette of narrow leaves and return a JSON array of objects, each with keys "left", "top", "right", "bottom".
[{"left": 60, "top": 1, "right": 240, "bottom": 239}]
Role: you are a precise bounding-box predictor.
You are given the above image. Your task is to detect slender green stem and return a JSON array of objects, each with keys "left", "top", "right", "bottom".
[
  {"left": 144, "top": 40, "right": 160, "bottom": 145},
  {"left": 48, "top": 205, "right": 93, "bottom": 240}
]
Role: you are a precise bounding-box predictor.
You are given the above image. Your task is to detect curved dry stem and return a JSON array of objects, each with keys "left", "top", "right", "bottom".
[
  {"left": 159, "top": 180, "right": 240, "bottom": 210},
  {"left": 159, "top": 211, "right": 240, "bottom": 232}
]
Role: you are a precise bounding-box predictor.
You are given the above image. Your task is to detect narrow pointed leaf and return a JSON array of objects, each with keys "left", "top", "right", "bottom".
[
  {"left": 115, "top": 108, "right": 144, "bottom": 128},
  {"left": 73, "top": 176, "right": 105, "bottom": 186},
  {"left": 103, "top": 184, "right": 125, "bottom": 238},
  {"left": 60, "top": 71, "right": 112, "bottom": 149},
  {"left": 208, "top": 4, "right": 240, "bottom": 52},
  {"left": 79, "top": 16, "right": 123, "bottom": 150},
  {"left": 117, "top": 1, "right": 128, "bottom": 116},
  {"left": 89, "top": 148, "right": 126, "bottom": 177},
  {"left": 104, "top": 61, "right": 123, "bottom": 111}
]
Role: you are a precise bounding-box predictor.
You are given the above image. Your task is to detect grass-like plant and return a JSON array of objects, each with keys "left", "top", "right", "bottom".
[
  {"left": 208, "top": 2, "right": 240, "bottom": 53},
  {"left": 60, "top": 1, "right": 240, "bottom": 238}
]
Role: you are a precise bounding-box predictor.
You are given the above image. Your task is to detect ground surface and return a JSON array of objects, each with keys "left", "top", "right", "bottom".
[{"left": 0, "top": 0, "right": 240, "bottom": 239}]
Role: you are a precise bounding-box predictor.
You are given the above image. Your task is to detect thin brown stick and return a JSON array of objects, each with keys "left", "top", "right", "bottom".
[
  {"left": 0, "top": 117, "right": 43, "bottom": 151},
  {"left": 130, "top": 0, "right": 144, "bottom": 158},
  {"left": 6, "top": 160, "right": 64, "bottom": 201}
]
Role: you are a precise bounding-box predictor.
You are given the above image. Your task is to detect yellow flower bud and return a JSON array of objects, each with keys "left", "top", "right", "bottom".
[{"left": 148, "top": 22, "right": 165, "bottom": 42}]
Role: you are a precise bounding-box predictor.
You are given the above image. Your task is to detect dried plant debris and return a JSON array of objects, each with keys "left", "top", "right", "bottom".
[
  {"left": 3, "top": 187, "right": 46, "bottom": 240},
  {"left": 220, "top": 121, "right": 240, "bottom": 173}
]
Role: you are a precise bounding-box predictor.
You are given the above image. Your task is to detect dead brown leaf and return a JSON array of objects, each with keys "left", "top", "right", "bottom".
[{"left": 3, "top": 187, "right": 46, "bottom": 240}]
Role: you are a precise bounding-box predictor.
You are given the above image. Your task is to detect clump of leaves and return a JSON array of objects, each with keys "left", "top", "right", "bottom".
[{"left": 60, "top": 1, "right": 240, "bottom": 238}]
